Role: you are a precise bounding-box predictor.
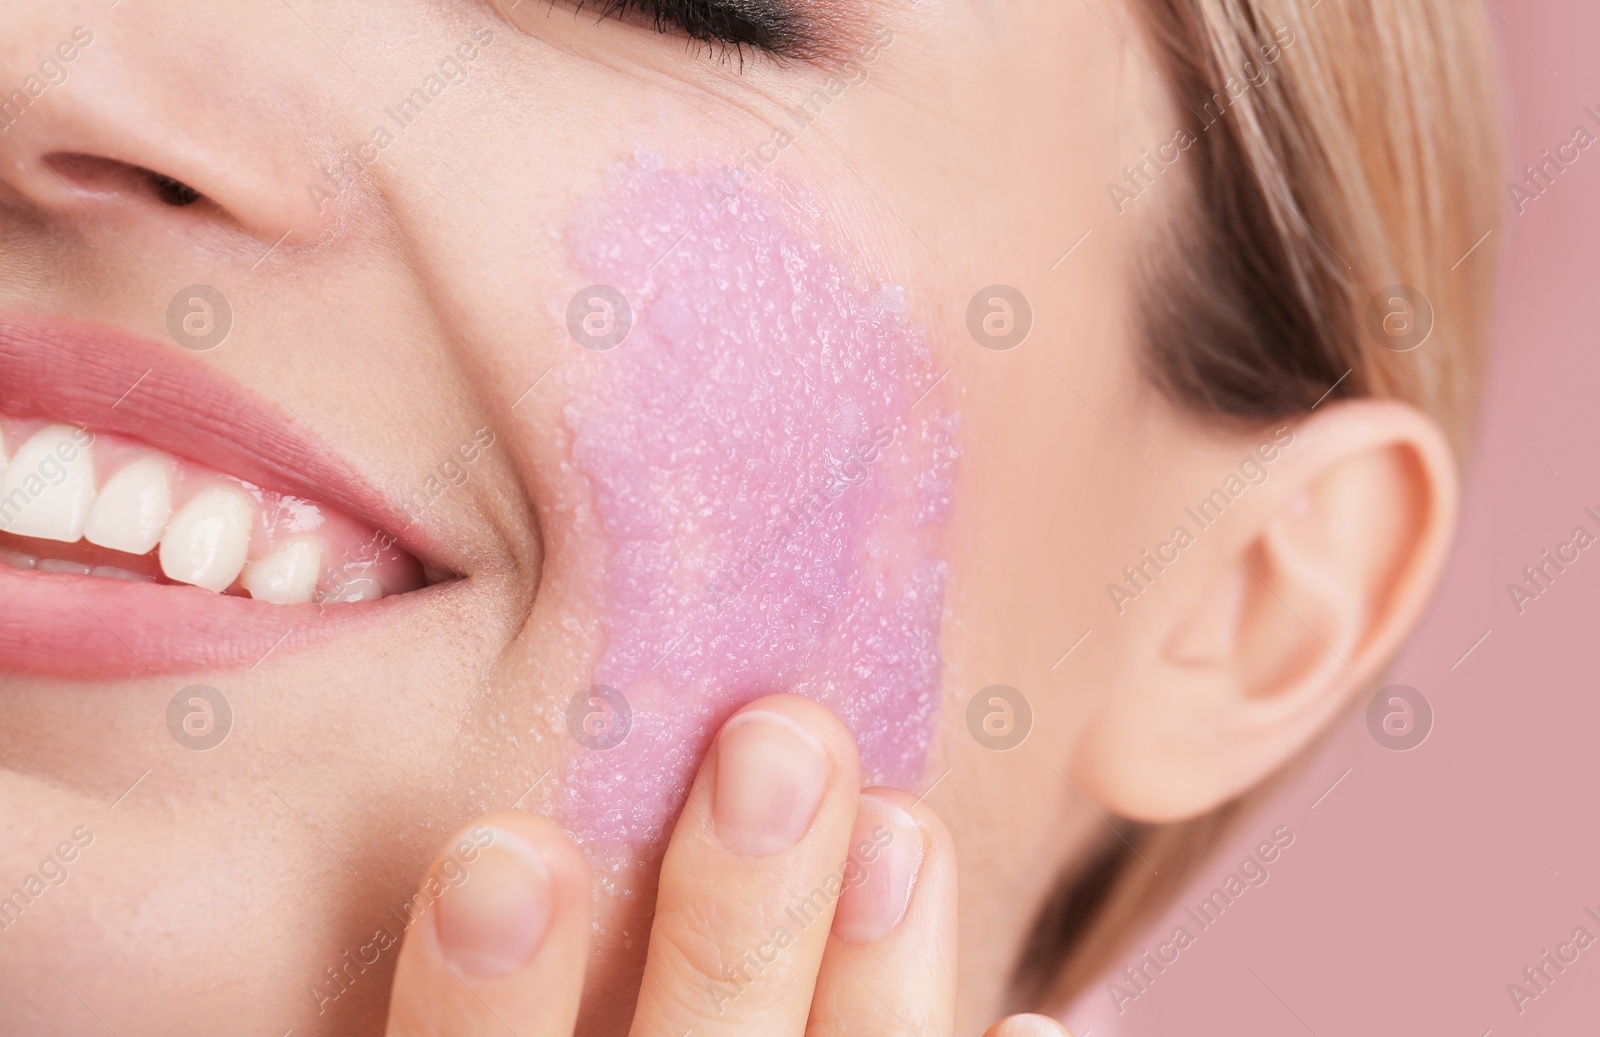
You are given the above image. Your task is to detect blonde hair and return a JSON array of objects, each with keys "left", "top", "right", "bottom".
[{"left": 1016, "top": 0, "right": 1503, "bottom": 1008}]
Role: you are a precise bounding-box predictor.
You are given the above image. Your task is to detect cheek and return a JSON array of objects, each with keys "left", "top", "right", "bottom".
[{"left": 558, "top": 153, "right": 959, "bottom": 850}]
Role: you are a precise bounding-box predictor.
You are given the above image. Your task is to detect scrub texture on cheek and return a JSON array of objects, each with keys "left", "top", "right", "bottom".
[{"left": 562, "top": 153, "right": 958, "bottom": 849}]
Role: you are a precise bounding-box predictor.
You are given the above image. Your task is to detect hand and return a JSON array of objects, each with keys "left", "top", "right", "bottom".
[{"left": 384, "top": 694, "right": 1072, "bottom": 1037}]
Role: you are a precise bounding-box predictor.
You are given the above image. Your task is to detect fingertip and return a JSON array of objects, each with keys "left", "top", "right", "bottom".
[
  {"left": 468, "top": 811, "right": 592, "bottom": 901},
  {"left": 858, "top": 783, "right": 957, "bottom": 890},
  {"left": 859, "top": 784, "right": 953, "bottom": 847},
  {"left": 985, "top": 1013, "right": 1074, "bottom": 1037},
  {"left": 807, "top": 784, "right": 960, "bottom": 1034},
  {"left": 426, "top": 813, "right": 589, "bottom": 979},
  {"left": 832, "top": 789, "right": 927, "bottom": 944},
  {"left": 721, "top": 693, "right": 863, "bottom": 783},
  {"left": 387, "top": 811, "right": 593, "bottom": 1035},
  {"left": 830, "top": 785, "right": 955, "bottom": 945}
]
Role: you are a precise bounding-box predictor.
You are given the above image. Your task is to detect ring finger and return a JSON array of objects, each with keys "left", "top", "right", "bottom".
[{"left": 806, "top": 786, "right": 957, "bottom": 1037}]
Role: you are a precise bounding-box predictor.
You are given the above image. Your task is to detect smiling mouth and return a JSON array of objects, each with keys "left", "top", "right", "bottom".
[
  {"left": 0, "top": 313, "right": 454, "bottom": 679},
  {"left": 0, "top": 419, "right": 427, "bottom": 603}
]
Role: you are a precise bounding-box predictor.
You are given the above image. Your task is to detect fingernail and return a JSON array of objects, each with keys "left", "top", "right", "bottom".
[
  {"left": 832, "top": 792, "right": 925, "bottom": 943},
  {"left": 993, "top": 1014, "right": 1072, "bottom": 1037},
  {"left": 713, "top": 710, "right": 830, "bottom": 857},
  {"left": 433, "top": 828, "right": 553, "bottom": 978}
]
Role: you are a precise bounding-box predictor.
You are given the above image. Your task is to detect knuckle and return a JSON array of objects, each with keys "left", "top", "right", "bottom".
[
  {"left": 647, "top": 898, "right": 804, "bottom": 1018},
  {"left": 385, "top": 1016, "right": 429, "bottom": 1037},
  {"left": 809, "top": 998, "right": 930, "bottom": 1037}
]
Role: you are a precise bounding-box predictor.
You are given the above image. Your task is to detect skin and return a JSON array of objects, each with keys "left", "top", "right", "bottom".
[{"left": 0, "top": 1, "right": 1462, "bottom": 1034}]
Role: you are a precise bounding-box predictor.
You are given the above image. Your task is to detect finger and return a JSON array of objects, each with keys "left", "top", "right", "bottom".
[
  {"left": 386, "top": 811, "right": 592, "bottom": 1037},
  {"left": 629, "top": 694, "right": 862, "bottom": 1037},
  {"left": 806, "top": 787, "right": 956, "bottom": 1037},
  {"left": 983, "top": 1014, "right": 1076, "bottom": 1037}
]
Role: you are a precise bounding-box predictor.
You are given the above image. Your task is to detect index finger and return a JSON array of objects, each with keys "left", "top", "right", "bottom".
[{"left": 385, "top": 812, "right": 592, "bottom": 1037}]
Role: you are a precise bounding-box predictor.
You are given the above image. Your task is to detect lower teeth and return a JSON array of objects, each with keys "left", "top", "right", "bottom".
[
  {"left": 37, "top": 559, "right": 90, "bottom": 575},
  {"left": 91, "top": 565, "right": 153, "bottom": 582},
  {"left": 0, "top": 549, "right": 156, "bottom": 583},
  {"left": 0, "top": 548, "right": 37, "bottom": 570}
]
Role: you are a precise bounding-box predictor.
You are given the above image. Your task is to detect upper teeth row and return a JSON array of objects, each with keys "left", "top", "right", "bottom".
[{"left": 0, "top": 423, "right": 360, "bottom": 604}]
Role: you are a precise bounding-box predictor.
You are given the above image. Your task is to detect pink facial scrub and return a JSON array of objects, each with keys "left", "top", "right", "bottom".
[{"left": 560, "top": 152, "right": 959, "bottom": 850}]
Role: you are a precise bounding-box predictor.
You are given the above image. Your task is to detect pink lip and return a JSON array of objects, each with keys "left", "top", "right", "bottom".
[{"left": 0, "top": 312, "right": 446, "bottom": 679}]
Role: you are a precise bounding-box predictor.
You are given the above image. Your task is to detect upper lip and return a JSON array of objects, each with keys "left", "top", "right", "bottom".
[
  {"left": 0, "top": 310, "right": 457, "bottom": 679},
  {"left": 0, "top": 310, "right": 444, "bottom": 567}
]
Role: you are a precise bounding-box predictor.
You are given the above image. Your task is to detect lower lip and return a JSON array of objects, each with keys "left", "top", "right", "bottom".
[
  {"left": 559, "top": 155, "right": 958, "bottom": 850},
  {"left": 0, "top": 566, "right": 415, "bottom": 677}
]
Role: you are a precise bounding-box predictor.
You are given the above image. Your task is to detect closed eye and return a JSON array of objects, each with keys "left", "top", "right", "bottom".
[{"left": 570, "top": 0, "right": 808, "bottom": 60}]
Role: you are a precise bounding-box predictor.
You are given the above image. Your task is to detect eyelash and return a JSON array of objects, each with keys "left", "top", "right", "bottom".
[{"left": 574, "top": 0, "right": 805, "bottom": 59}]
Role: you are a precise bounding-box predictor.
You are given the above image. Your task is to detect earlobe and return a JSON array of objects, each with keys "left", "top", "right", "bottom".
[{"left": 1075, "top": 399, "right": 1460, "bottom": 822}]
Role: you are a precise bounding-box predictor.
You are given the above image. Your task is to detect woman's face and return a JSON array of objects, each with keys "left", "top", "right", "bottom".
[{"left": 0, "top": 1, "right": 1207, "bottom": 1032}]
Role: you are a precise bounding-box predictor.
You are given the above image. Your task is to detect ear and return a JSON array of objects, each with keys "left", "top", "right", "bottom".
[{"left": 1072, "top": 399, "right": 1460, "bottom": 822}]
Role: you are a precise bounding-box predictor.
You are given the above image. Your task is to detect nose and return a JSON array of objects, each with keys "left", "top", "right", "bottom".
[{"left": 0, "top": 10, "right": 342, "bottom": 247}]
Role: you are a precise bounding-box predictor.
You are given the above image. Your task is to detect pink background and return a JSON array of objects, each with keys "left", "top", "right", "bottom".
[{"left": 1067, "top": 2, "right": 1600, "bottom": 1033}]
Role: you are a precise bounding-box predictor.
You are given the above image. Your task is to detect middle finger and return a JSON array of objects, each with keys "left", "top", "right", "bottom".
[{"left": 628, "top": 694, "right": 862, "bottom": 1037}]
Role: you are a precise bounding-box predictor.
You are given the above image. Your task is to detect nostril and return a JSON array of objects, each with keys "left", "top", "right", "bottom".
[
  {"left": 42, "top": 152, "right": 206, "bottom": 209},
  {"left": 148, "top": 172, "right": 201, "bottom": 207}
]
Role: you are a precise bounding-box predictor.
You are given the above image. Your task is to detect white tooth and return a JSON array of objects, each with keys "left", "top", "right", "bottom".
[
  {"left": 0, "top": 547, "right": 38, "bottom": 569},
  {"left": 90, "top": 565, "right": 154, "bottom": 583},
  {"left": 318, "top": 576, "right": 383, "bottom": 604},
  {"left": 159, "top": 488, "right": 254, "bottom": 592},
  {"left": 0, "top": 424, "right": 97, "bottom": 542},
  {"left": 241, "top": 541, "right": 322, "bottom": 605},
  {"left": 84, "top": 458, "right": 174, "bottom": 555},
  {"left": 38, "top": 558, "right": 92, "bottom": 575}
]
